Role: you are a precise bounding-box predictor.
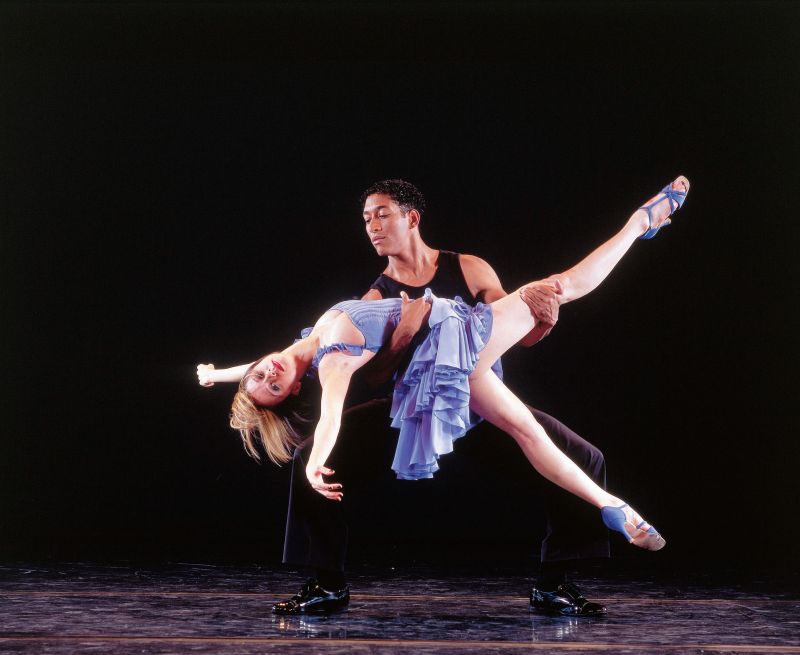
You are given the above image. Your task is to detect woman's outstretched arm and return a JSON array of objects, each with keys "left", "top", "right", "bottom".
[
  {"left": 197, "top": 362, "right": 254, "bottom": 386},
  {"left": 304, "top": 369, "right": 351, "bottom": 501},
  {"left": 305, "top": 350, "right": 375, "bottom": 500}
]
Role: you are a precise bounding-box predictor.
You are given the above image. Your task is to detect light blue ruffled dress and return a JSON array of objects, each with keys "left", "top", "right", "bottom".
[
  {"left": 303, "top": 290, "right": 497, "bottom": 480},
  {"left": 389, "top": 291, "right": 495, "bottom": 479}
]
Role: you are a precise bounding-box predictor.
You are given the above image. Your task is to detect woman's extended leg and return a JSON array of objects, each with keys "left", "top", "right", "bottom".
[
  {"left": 472, "top": 176, "right": 689, "bottom": 377},
  {"left": 469, "top": 371, "right": 618, "bottom": 508},
  {"left": 469, "top": 370, "right": 665, "bottom": 551}
]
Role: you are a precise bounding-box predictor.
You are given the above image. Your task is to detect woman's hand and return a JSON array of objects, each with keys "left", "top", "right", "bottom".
[
  {"left": 306, "top": 464, "right": 343, "bottom": 501},
  {"left": 197, "top": 363, "right": 216, "bottom": 387}
]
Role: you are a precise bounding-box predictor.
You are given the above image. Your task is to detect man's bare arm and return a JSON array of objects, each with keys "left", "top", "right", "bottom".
[{"left": 359, "top": 288, "right": 430, "bottom": 387}]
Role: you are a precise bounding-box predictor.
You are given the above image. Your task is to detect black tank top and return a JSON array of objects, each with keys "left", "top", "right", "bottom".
[
  {"left": 369, "top": 250, "right": 477, "bottom": 304},
  {"left": 353, "top": 250, "right": 493, "bottom": 403}
]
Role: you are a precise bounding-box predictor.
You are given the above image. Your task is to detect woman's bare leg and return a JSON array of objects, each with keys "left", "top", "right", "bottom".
[
  {"left": 472, "top": 176, "right": 689, "bottom": 377},
  {"left": 468, "top": 371, "right": 620, "bottom": 508},
  {"left": 550, "top": 175, "right": 689, "bottom": 305},
  {"left": 469, "top": 370, "right": 664, "bottom": 550}
]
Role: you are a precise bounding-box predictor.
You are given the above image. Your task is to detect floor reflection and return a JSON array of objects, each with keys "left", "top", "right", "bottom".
[
  {"left": 272, "top": 612, "right": 351, "bottom": 639},
  {"left": 1, "top": 563, "right": 798, "bottom": 654},
  {"left": 529, "top": 613, "right": 583, "bottom": 641}
]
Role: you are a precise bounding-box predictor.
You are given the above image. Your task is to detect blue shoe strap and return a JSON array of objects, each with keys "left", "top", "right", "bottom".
[
  {"left": 661, "top": 185, "right": 687, "bottom": 209},
  {"left": 635, "top": 520, "right": 660, "bottom": 536},
  {"left": 640, "top": 184, "right": 687, "bottom": 217},
  {"left": 639, "top": 185, "right": 687, "bottom": 234},
  {"left": 640, "top": 193, "right": 675, "bottom": 217}
]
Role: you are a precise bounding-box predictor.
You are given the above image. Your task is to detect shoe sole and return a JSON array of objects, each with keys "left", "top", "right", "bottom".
[
  {"left": 272, "top": 603, "right": 349, "bottom": 615},
  {"left": 631, "top": 530, "right": 666, "bottom": 551},
  {"left": 530, "top": 604, "right": 607, "bottom": 617},
  {"left": 621, "top": 521, "right": 666, "bottom": 552}
]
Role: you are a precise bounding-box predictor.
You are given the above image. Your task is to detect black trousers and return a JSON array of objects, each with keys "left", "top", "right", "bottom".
[{"left": 282, "top": 397, "right": 610, "bottom": 573}]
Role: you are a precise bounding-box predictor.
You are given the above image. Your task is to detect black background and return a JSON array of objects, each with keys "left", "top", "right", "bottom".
[{"left": 1, "top": 1, "right": 798, "bottom": 574}]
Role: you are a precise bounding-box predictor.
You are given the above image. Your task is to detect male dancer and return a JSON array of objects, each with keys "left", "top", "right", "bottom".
[{"left": 275, "top": 179, "right": 614, "bottom": 617}]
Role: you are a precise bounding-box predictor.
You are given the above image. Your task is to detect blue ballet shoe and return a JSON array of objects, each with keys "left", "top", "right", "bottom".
[
  {"left": 601, "top": 504, "right": 666, "bottom": 551},
  {"left": 638, "top": 176, "right": 690, "bottom": 240}
]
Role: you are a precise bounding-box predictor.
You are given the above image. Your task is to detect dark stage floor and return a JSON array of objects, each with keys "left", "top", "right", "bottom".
[{"left": 1, "top": 562, "right": 799, "bottom": 654}]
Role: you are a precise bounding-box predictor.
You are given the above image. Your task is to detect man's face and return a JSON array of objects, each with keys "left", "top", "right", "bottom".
[{"left": 362, "top": 193, "right": 415, "bottom": 257}]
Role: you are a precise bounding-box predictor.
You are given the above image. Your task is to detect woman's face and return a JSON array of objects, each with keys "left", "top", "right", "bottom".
[{"left": 243, "top": 353, "right": 301, "bottom": 406}]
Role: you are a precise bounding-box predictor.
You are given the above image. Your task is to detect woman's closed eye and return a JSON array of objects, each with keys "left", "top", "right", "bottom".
[{"left": 252, "top": 373, "right": 279, "bottom": 393}]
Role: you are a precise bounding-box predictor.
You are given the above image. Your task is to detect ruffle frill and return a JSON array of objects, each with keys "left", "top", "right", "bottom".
[{"left": 390, "top": 292, "right": 495, "bottom": 480}]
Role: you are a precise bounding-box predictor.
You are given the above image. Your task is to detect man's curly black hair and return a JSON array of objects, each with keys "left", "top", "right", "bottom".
[{"left": 359, "top": 179, "right": 426, "bottom": 216}]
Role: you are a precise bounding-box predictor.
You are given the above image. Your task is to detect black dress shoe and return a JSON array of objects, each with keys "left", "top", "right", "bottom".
[
  {"left": 272, "top": 580, "right": 350, "bottom": 615},
  {"left": 530, "top": 582, "right": 607, "bottom": 617}
]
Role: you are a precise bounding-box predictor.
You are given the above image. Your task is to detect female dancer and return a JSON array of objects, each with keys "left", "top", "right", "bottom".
[{"left": 198, "top": 176, "right": 689, "bottom": 551}]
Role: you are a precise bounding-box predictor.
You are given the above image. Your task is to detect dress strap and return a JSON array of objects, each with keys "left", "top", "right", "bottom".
[{"left": 311, "top": 342, "right": 366, "bottom": 372}]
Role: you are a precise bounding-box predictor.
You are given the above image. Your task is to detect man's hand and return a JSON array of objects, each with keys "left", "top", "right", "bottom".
[
  {"left": 197, "top": 363, "right": 216, "bottom": 387},
  {"left": 306, "top": 464, "right": 344, "bottom": 501},
  {"left": 519, "top": 278, "right": 563, "bottom": 345},
  {"left": 398, "top": 290, "right": 432, "bottom": 336},
  {"left": 360, "top": 291, "right": 430, "bottom": 388}
]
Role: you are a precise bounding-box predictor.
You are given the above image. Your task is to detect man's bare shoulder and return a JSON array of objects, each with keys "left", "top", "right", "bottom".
[
  {"left": 457, "top": 253, "right": 506, "bottom": 301},
  {"left": 361, "top": 288, "right": 383, "bottom": 301},
  {"left": 458, "top": 253, "right": 496, "bottom": 274}
]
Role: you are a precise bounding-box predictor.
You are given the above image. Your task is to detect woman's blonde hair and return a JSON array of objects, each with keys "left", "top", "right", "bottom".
[{"left": 229, "top": 364, "right": 310, "bottom": 464}]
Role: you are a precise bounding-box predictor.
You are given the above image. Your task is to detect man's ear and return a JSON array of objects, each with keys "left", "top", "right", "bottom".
[
  {"left": 406, "top": 208, "right": 421, "bottom": 229},
  {"left": 291, "top": 381, "right": 302, "bottom": 396}
]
